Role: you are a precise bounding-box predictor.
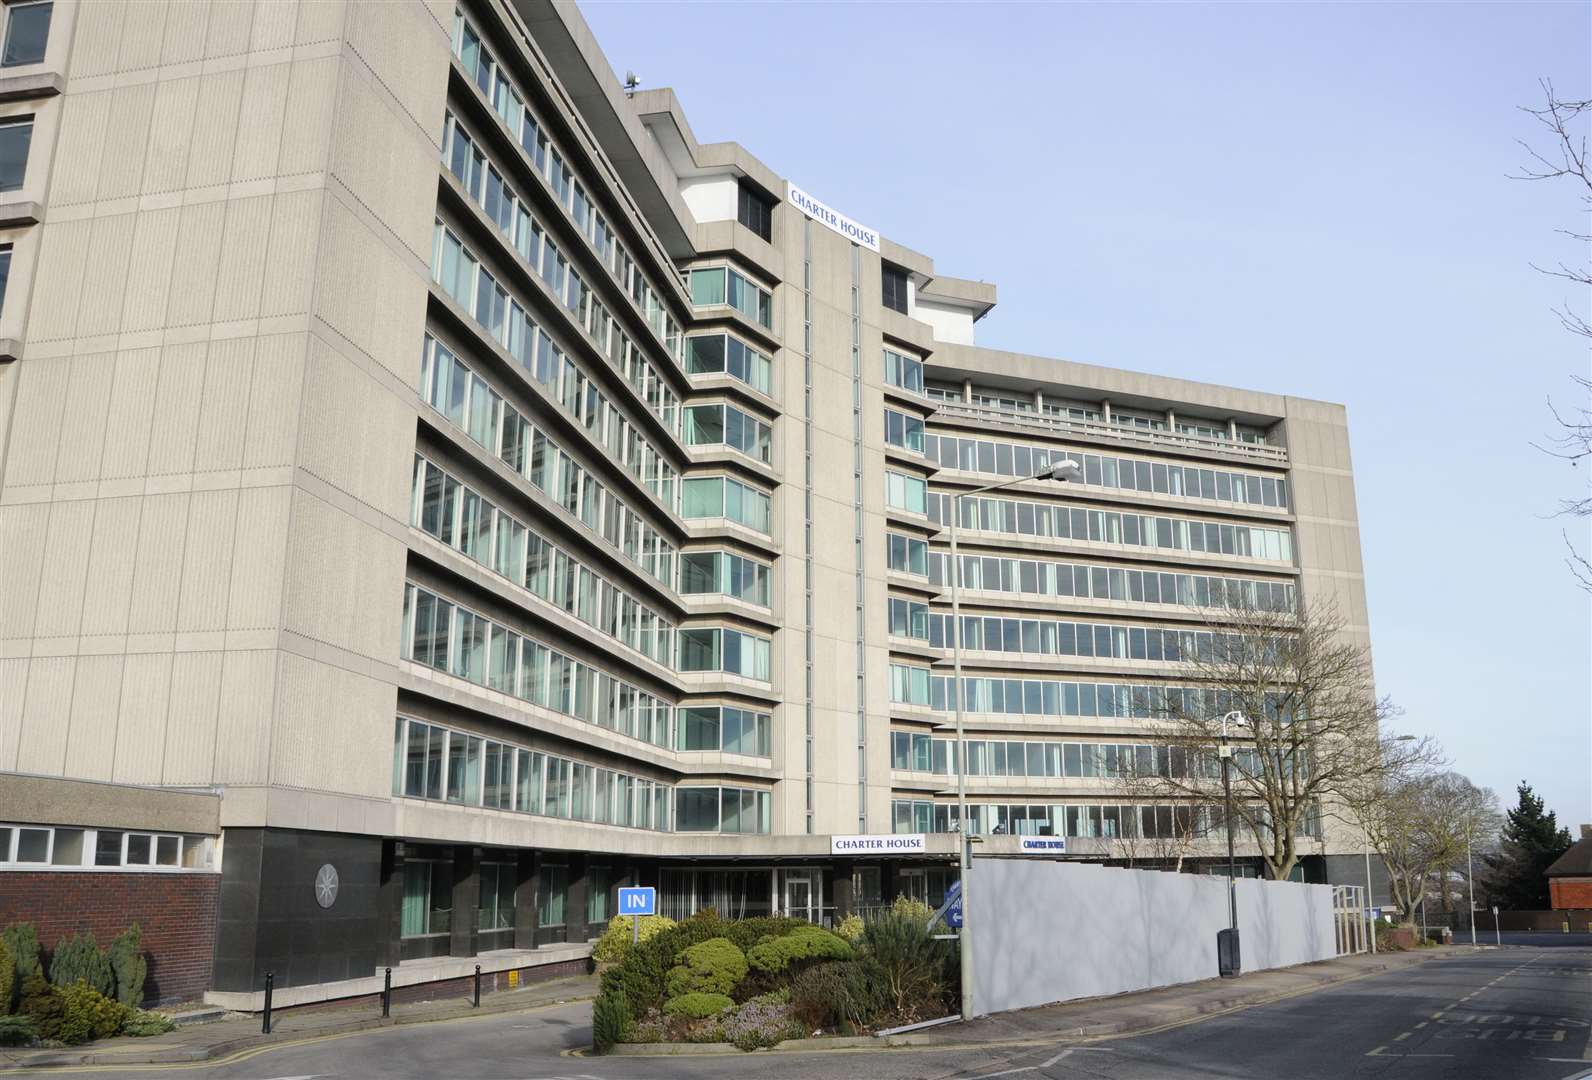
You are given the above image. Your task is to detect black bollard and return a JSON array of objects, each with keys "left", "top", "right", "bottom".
[
  {"left": 382, "top": 967, "right": 392, "bottom": 1018},
  {"left": 473, "top": 964, "right": 481, "bottom": 1008},
  {"left": 261, "top": 971, "right": 274, "bottom": 1034}
]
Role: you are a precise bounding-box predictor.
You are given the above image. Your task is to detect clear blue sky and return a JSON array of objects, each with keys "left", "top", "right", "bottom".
[{"left": 580, "top": 0, "right": 1592, "bottom": 827}]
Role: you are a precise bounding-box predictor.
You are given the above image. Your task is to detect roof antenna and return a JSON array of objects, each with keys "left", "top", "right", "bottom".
[{"left": 624, "top": 71, "right": 640, "bottom": 97}]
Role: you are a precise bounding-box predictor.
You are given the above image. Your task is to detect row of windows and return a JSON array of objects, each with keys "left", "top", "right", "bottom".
[
  {"left": 897, "top": 607, "right": 1254, "bottom": 667},
  {"left": 931, "top": 385, "right": 1272, "bottom": 446},
  {"left": 925, "top": 551, "right": 1296, "bottom": 613},
  {"left": 402, "top": 583, "right": 676, "bottom": 749},
  {"left": 393, "top": 717, "right": 673, "bottom": 830},
  {"left": 924, "top": 433, "right": 1289, "bottom": 510},
  {"left": 401, "top": 856, "right": 604, "bottom": 938},
  {"left": 679, "top": 550, "right": 772, "bottom": 607},
  {"left": 675, "top": 786, "right": 772, "bottom": 834},
  {"left": 683, "top": 401, "right": 772, "bottom": 464},
  {"left": 688, "top": 266, "right": 773, "bottom": 330},
  {"left": 890, "top": 800, "right": 1317, "bottom": 839},
  {"left": 431, "top": 222, "right": 684, "bottom": 499},
  {"left": 451, "top": 12, "right": 686, "bottom": 366},
  {"left": 678, "top": 705, "right": 771, "bottom": 756},
  {"left": 891, "top": 734, "right": 1237, "bottom": 781},
  {"left": 0, "top": 824, "right": 209, "bottom": 871},
  {"left": 421, "top": 335, "right": 676, "bottom": 585},
  {"left": 884, "top": 348, "right": 925, "bottom": 395},
  {"left": 685, "top": 333, "right": 772, "bottom": 396},
  {"left": 680, "top": 475, "right": 772, "bottom": 534},
  {"left": 411, "top": 454, "right": 674, "bottom": 666},
  {"left": 889, "top": 664, "right": 1260, "bottom": 721},
  {"left": 927, "top": 491, "right": 1295, "bottom": 563},
  {"left": 677, "top": 626, "right": 772, "bottom": 682},
  {"left": 441, "top": 112, "right": 684, "bottom": 439}
]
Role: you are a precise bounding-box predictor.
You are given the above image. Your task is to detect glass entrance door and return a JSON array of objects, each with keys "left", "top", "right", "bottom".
[{"left": 782, "top": 870, "right": 819, "bottom": 923}]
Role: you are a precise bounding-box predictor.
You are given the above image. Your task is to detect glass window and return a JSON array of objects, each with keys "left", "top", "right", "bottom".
[
  {"left": 881, "top": 263, "right": 909, "bottom": 314},
  {"left": 0, "top": 242, "right": 11, "bottom": 316},
  {"left": 737, "top": 182, "right": 773, "bottom": 241},
  {"left": 94, "top": 830, "right": 123, "bottom": 866},
  {"left": 2, "top": 2, "right": 49, "bottom": 67},
  {"left": 14, "top": 827, "right": 47, "bottom": 863},
  {"left": 0, "top": 116, "right": 31, "bottom": 190}
]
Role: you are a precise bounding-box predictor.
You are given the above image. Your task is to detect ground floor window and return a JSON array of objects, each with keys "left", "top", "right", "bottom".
[
  {"left": 658, "top": 868, "right": 774, "bottom": 920},
  {"left": 402, "top": 858, "right": 453, "bottom": 937},
  {"left": 586, "top": 866, "right": 614, "bottom": 924},
  {"left": 538, "top": 863, "right": 568, "bottom": 927},
  {"left": 478, "top": 861, "right": 516, "bottom": 931}
]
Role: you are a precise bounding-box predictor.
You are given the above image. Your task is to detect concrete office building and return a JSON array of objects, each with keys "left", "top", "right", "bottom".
[{"left": 0, "top": 0, "right": 1378, "bottom": 1005}]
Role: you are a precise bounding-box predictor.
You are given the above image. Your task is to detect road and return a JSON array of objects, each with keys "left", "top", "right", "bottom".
[{"left": 13, "top": 945, "right": 1590, "bottom": 1080}]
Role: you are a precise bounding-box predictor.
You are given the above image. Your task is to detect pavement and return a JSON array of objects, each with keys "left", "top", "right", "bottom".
[{"left": 2, "top": 942, "right": 1588, "bottom": 1078}]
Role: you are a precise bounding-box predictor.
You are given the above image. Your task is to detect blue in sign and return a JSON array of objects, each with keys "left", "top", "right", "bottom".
[{"left": 618, "top": 886, "right": 656, "bottom": 916}]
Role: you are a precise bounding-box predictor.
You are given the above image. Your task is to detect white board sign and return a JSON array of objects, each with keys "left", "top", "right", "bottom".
[
  {"left": 787, "top": 183, "right": 880, "bottom": 252},
  {"left": 830, "top": 833, "right": 926, "bottom": 855}
]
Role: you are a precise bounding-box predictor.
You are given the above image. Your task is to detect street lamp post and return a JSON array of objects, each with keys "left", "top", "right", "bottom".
[
  {"left": 1218, "top": 710, "right": 1245, "bottom": 976},
  {"left": 948, "top": 458, "right": 1081, "bottom": 1022}
]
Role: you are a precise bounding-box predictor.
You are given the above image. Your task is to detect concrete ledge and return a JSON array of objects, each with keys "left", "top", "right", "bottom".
[
  {"left": 0, "top": 70, "right": 61, "bottom": 102},
  {"left": 203, "top": 943, "right": 592, "bottom": 1012}
]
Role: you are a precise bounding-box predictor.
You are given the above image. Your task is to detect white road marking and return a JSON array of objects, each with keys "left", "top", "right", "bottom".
[
  {"left": 1040, "top": 1049, "right": 1071, "bottom": 1067},
  {"left": 973, "top": 1068, "right": 1037, "bottom": 1079}
]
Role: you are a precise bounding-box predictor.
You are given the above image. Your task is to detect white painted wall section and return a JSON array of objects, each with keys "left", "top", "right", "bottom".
[
  {"left": 679, "top": 175, "right": 738, "bottom": 225},
  {"left": 914, "top": 297, "right": 977, "bottom": 345}
]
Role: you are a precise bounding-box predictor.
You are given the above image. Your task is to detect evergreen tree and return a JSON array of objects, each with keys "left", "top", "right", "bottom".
[{"left": 1481, "top": 782, "right": 1574, "bottom": 909}]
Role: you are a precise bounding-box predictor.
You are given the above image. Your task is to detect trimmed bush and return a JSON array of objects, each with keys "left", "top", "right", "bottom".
[
  {"left": 18, "top": 972, "right": 62, "bottom": 1043},
  {"left": 835, "top": 914, "right": 865, "bottom": 943},
  {"left": 0, "top": 1014, "right": 34, "bottom": 1047},
  {"left": 664, "top": 937, "right": 747, "bottom": 998},
  {"left": 746, "top": 925, "right": 854, "bottom": 974},
  {"left": 121, "top": 1010, "right": 175, "bottom": 1038},
  {"left": 1, "top": 925, "right": 41, "bottom": 1012},
  {"left": 860, "top": 912, "right": 955, "bottom": 1023},
  {"left": 108, "top": 926, "right": 147, "bottom": 1008},
  {"left": 57, "top": 981, "right": 128, "bottom": 1045},
  {"left": 591, "top": 914, "right": 676, "bottom": 964},
  {"left": 50, "top": 933, "right": 113, "bottom": 997},
  {"left": 720, "top": 998, "right": 802, "bottom": 1051},
  {"left": 662, "top": 992, "right": 733, "bottom": 1021},
  {"left": 591, "top": 990, "right": 631, "bottom": 1053}
]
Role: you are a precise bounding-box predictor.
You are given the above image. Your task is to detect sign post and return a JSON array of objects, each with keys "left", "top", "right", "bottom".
[{"left": 618, "top": 886, "right": 656, "bottom": 947}]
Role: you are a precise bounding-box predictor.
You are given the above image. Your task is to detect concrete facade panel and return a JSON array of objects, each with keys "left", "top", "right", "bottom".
[
  {"left": 230, "top": 62, "right": 290, "bottom": 183},
  {"left": 203, "top": 0, "right": 256, "bottom": 60},
  {"left": 211, "top": 649, "right": 276, "bottom": 783},
  {"left": 77, "top": 212, "right": 137, "bottom": 338},
  {"left": 241, "top": 334, "right": 308, "bottom": 468},
  {"left": 193, "top": 338, "right": 256, "bottom": 473},
  {"left": 143, "top": 76, "right": 202, "bottom": 195},
  {"left": 81, "top": 496, "right": 141, "bottom": 637},
  {"left": 15, "top": 654, "right": 74, "bottom": 775},
  {"left": 0, "top": 504, "right": 49, "bottom": 639},
  {"left": 160, "top": 0, "right": 212, "bottom": 67},
  {"left": 162, "top": 650, "right": 225, "bottom": 784},
  {"left": 112, "top": 651, "right": 175, "bottom": 784},
  {"left": 279, "top": 58, "right": 340, "bottom": 178},
  {"left": 122, "top": 209, "right": 183, "bottom": 333},
  {"left": 67, "top": 1, "right": 127, "bottom": 77},
  {"left": 184, "top": 69, "right": 246, "bottom": 190},
  {"left": 49, "top": 90, "right": 110, "bottom": 206},
  {"left": 146, "top": 341, "right": 208, "bottom": 475},
  {"left": 0, "top": 658, "right": 25, "bottom": 769},
  {"left": 344, "top": 0, "right": 452, "bottom": 135},
  {"left": 54, "top": 352, "right": 113, "bottom": 483},
  {"left": 27, "top": 218, "right": 92, "bottom": 342},
  {"left": 97, "top": 82, "right": 158, "bottom": 201},
  {"left": 63, "top": 653, "right": 125, "bottom": 780},
  {"left": 212, "top": 195, "right": 274, "bottom": 323},
  {"left": 270, "top": 650, "right": 394, "bottom": 797},
  {"left": 176, "top": 488, "right": 240, "bottom": 633},
  {"left": 127, "top": 492, "right": 191, "bottom": 634},
  {"left": 166, "top": 200, "right": 227, "bottom": 327},
  {"left": 34, "top": 498, "right": 95, "bottom": 639}
]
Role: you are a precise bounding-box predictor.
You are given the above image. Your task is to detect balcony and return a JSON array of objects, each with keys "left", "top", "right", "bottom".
[{"left": 930, "top": 400, "right": 1289, "bottom": 466}]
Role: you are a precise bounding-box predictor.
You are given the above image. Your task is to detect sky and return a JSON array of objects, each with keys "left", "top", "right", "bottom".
[{"left": 578, "top": 0, "right": 1592, "bottom": 828}]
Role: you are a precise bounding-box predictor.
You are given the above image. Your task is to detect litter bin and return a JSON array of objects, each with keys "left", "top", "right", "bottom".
[{"left": 1218, "top": 928, "right": 1241, "bottom": 977}]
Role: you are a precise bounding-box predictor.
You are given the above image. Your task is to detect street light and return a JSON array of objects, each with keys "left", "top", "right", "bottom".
[
  {"left": 1218, "top": 710, "right": 1246, "bottom": 977},
  {"left": 1364, "top": 734, "right": 1416, "bottom": 955},
  {"left": 947, "top": 458, "right": 1081, "bottom": 1022}
]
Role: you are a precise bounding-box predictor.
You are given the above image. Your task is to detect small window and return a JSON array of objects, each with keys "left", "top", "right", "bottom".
[
  {"left": 94, "top": 830, "right": 123, "bottom": 866},
  {"left": 736, "top": 181, "right": 773, "bottom": 242},
  {"left": 881, "top": 263, "right": 909, "bottom": 314},
  {"left": 0, "top": 116, "right": 32, "bottom": 190},
  {"left": 0, "top": 243, "right": 12, "bottom": 316},
  {"left": 14, "top": 827, "right": 47, "bottom": 863},
  {"left": 1, "top": 2, "right": 50, "bottom": 67},
  {"left": 51, "top": 828, "right": 83, "bottom": 866},
  {"left": 125, "top": 833, "right": 152, "bottom": 865}
]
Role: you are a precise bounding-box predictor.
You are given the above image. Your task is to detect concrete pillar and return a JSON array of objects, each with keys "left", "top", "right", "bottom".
[
  {"left": 376, "top": 840, "right": 404, "bottom": 968},
  {"left": 880, "top": 862, "right": 899, "bottom": 905},
  {"left": 1227, "top": 418, "right": 1238, "bottom": 440},
  {"left": 513, "top": 850, "right": 540, "bottom": 950},
  {"left": 1033, "top": 390, "right": 1044, "bottom": 414},
  {"left": 1101, "top": 399, "right": 1112, "bottom": 424},
  {"left": 962, "top": 378, "right": 972, "bottom": 403},
  {"left": 828, "top": 862, "right": 853, "bottom": 920},
  {"left": 1165, "top": 408, "right": 1176, "bottom": 431},
  {"left": 566, "top": 854, "right": 590, "bottom": 943},
  {"left": 450, "top": 846, "right": 479, "bottom": 958}
]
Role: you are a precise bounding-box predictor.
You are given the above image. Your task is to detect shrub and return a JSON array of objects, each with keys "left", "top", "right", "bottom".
[
  {"left": 57, "top": 981, "right": 128, "bottom": 1045},
  {"left": 665, "top": 938, "right": 747, "bottom": 998},
  {"left": 835, "top": 914, "right": 865, "bottom": 943},
  {"left": 591, "top": 990, "right": 631, "bottom": 1053},
  {"left": 18, "top": 972, "right": 62, "bottom": 1043},
  {"left": 591, "top": 914, "right": 676, "bottom": 964},
  {"left": 50, "top": 934, "right": 113, "bottom": 997},
  {"left": 0, "top": 1014, "right": 35, "bottom": 1047},
  {"left": 746, "top": 925, "right": 854, "bottom": 974},
  {"left": 121, "top": 1010, "right": 175, "bottom": 1037},
  {"left": 0, "top": 938, "right": 12, "bottom": 1017},
  {"left": 1, "top": 925, "right": 41, "bottom": 1011},
  {"left": 889, "top": 895, "right": 935, "bottom": 922},
  {"left": 720, "top": 916, "right": 805, "bottom": 953},
  {"left": 790, "top": 959, "right": 888, "bottom": 1032},
  {"left": 662, "top": 992, "right": 733, "bottom": 1020},
  {"left": 860, "top": 912, "right": 955, "bottom": 1023},
  {"left": 107, "top": 926, "right": 147, "bottom": 1008},
  {"left": 720, "top": 998, "right": 802, "bottom": 1051}
]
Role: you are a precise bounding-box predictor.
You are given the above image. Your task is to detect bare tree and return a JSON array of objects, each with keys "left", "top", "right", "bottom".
[
  {"left": 1515, "top": 80, "right": 1592, "bottom": 589},
  {"left": 1151, "top": 595, "right": 1437, "bottom": 882}
]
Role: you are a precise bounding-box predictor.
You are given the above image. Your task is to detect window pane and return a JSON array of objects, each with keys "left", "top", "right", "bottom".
[
  {"left": 2, "top": 3, "right": 50, "bottom": 67},
  {"left": 0, "top": 119, "right": 33, "bottom": 190}
]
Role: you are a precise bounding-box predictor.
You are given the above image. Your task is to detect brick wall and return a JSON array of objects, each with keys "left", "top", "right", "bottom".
[
  {"left": 1551, "top": 879, "right": 1592, "bottom": 911},
  {"left": 0, "top": 871, "right": 219, "bottom": 1005}
]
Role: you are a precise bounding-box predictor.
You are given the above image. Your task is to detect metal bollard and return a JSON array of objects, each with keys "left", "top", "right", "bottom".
[
  {"left": 473, "top": 964, "right": 481, "bottom": 1008},
  {"left": 261, "top": 971, "right": 274, "bottom": 1034},
  {"left": 382, "top": 967, "right": 392, "bottom": 1018}
]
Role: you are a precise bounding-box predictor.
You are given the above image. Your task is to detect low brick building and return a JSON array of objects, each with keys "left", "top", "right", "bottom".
[{"left": 1547, "top": 825, "right": 1592, "bottom": 910}]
